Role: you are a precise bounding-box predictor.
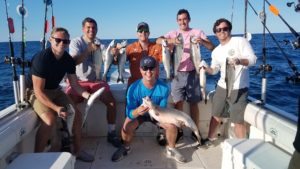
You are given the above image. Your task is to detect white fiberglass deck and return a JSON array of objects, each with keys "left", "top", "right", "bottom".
[{"left": 75, "top": 136, "right": 223, "bottom": 169}]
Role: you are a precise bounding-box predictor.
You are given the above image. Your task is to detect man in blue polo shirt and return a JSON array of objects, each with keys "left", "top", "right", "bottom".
[{"left": 111, "top": 56, "right": 187, "bottom": 163}]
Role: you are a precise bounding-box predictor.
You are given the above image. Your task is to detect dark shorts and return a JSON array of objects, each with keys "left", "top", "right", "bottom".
[
  {"left": 137, "top": 114, "right": 159, "bottom": 125},
  {"left": 212, "top": 86, "right": 248, "bottom": 123},
  {"left": 123, "top": 114, "right": 159, "bottom": 132},
  {"left": 171, "top": 70, "right": 201, "bottom": 103}
]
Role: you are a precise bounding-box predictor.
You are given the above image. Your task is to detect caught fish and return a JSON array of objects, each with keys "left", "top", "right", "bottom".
[
  {"left": 102, "top": 39, "right": 116, "bottom": 81},
  {"left": 199, "top": 65, "right": 207, "bottom": 104},
  {"left": 190, "top": 36, "right": 201, "bottom": 74},
  {"left": 64, "top": 104, "right": 76, "bottom": 135},
  {"left": 161, "top": 39, "right": 171, "bottom": 80},
  {"left": 93, "top": 38, "right": 103, "bottom": 80},
  {"left": 225, "top": 58, "right": 235, "bottom": 99},
  {"left": 82, "top": 87, "right": 105, "bottom": 127},
  {"left": 172, "top": 33, "right": 183, "bottom": 78},
  {"left": 117, "top": 40, "right": 127, "bottom": 83},
  {"left": 142, "top": 97, "right": 202, "bottom": 145}
]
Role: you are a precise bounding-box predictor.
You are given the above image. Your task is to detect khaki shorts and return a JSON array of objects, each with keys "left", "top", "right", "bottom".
[
  {"left": 28, "top": 89, "right": 74, "bottom": 117},
  {"left": 288, "top": 150, "right": 300, "bottom": 169}
]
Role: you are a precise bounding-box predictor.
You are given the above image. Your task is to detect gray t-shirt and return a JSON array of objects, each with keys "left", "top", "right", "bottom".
[{"left": 69, "top": 36, "right": 105, "bottom": 81}]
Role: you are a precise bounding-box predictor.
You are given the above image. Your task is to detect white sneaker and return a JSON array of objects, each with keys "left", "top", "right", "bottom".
[{"left": 166, "top": 147, "right": 187, "bottom": 163}]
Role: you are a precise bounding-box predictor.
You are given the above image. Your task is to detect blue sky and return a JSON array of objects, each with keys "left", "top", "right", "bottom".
[{"left": 0, "top": 0, "right": 299, "bottom": 42}]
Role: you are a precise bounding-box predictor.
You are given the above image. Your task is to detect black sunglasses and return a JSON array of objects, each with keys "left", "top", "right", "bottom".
[
  {"left": 137, "top": 28, "right": 149, "bottom": 33},
  {"left": 215, "top": 27, "right": 229, "bottom": 33},
  {"left": 141, "top": 66, "right": 155, "bottom": 71},
  {"left": 52, "top": 37, "right": 70, "bottom": 44}
]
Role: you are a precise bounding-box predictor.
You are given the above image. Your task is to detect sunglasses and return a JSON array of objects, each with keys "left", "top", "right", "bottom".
[
  {"left": 141, "top": 66, "right": 155, "bottom": 71},
  {"left": 137, "top": 28, "right": 149, "bottom": 33},
  {"left": 52, "top": 37, "right": 70, "bottom": 44},
  {"left": 215, "top": 27, "right": 229, "bottom": 33}
]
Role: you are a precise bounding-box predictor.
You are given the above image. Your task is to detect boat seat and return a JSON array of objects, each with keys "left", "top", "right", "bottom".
[
  {"left": 244, "top": 102, "right": 297, "bottom": 154},
  {"left": 221, "top": 139, "right": 291, "bottom": 169},
  {"left": 6, "top": 152, "right": 75, "bottom": 169}
]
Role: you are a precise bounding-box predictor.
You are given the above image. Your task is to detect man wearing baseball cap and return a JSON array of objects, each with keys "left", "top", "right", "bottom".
[
  {"left": 125, "top": 22, "right": 162, "bottom": 87},
  {"left": 111, "top": 55, "right": 187, "bottom": 163}
]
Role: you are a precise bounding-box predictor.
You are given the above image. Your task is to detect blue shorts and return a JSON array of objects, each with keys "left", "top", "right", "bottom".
[{"left": 171, "top": 70, "right": 201, "bottom": 103}]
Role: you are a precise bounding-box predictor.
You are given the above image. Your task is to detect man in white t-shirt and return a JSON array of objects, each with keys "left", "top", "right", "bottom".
[{"left": 201, "top": 18, "right": 257, "bottom": 145}]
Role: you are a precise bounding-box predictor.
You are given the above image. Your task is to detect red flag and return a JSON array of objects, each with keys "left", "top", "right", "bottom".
[
  {"left": 44, "top": 20, "right": 49, "bottom": 33},
  {"left": 8, "top": 17, "right": 15, "bottom": 33}
]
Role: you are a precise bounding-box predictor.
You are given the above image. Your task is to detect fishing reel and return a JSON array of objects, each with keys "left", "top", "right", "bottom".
[
  {"left": 4, "top": 56, "right": 31, "bottom": 67},
  {"left": 286, "top": 72, "right": 300, "bottom": 83},
  {"left": 284, "top": 37, "right": 300, "bottom": 49},
  {"left": 255, "top": 64, "right": 272, "bottom": 75},
  {"left": 287, "top": 1, "right": 300, "bottom": 12}
]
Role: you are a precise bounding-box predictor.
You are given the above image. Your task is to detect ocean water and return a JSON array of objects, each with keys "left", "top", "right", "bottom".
[{"left": 0, "top": 33, "right": 299, "bottom": 116}]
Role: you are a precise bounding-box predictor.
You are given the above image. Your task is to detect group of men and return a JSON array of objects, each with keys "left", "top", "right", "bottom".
[{"left": 27, "top": 8, "right": 257, "bottom": 164}]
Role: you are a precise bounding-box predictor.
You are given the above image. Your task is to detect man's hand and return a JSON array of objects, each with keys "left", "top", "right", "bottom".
[
  {"left": 136, "top": 105, "right": 149, "bottom": 116},
  {"left": 57, "top": 106, "right": 68, "bottom": 120},
  {"left": 227, "top": 57, "right": 241, "bottom": 66},
  {"left": 199, "top": 60, "right": 208, "bottom": 69}
]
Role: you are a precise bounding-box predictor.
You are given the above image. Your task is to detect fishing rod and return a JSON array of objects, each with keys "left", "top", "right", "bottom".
[
  {"left": 16, "top": 0, "right": 27, "bottom": 104},
  {"left": 51, "top": 1, "right": 55, "bottom": 28},
  {"left": 266, "top": 0, "right": 300, "bottom": 49},
  {"left": 4, "top": 0, "right": 20, "bottom": 106},
  {"left": 41, "top": 0, "right": 52, "bottom": 50},
  {"left": 261, "top": 0, "right": 267, "bottom": 103},
  {"left": 248, "top": 1, "right": 300, "bottom": 83}
]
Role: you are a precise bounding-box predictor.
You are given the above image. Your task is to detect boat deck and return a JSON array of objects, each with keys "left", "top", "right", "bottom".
[{"left": 75, "top": 136, "right": 223, "bottom": 169}]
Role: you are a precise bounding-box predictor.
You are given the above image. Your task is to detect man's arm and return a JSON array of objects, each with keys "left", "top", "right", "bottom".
[
  {"left": 67, "top": 74, "right": 90, "bottom": 99},
  {"left": 201, "top": 38, "right": 215, "bottom": 51},
  {"left": 32, "top": 75, "right": 63, "bottom": 114},
  {"left": 71, "top": 43, "right": 98, "bottom": 65}
]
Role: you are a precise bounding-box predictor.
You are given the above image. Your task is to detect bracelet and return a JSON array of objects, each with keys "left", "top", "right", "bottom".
[{"left": 87, "top": 93, "right": 91, "bottom": 100}]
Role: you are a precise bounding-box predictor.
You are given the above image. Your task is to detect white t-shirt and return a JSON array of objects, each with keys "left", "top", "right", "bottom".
[
  {"left": 69, "top": 36, "right": 105, "bottom": 81},
  {"left": 211, "top": 37, "right": 257, "bottom": 89}
]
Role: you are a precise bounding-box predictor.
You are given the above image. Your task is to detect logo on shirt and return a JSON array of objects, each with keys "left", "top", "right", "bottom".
[{"left": 228, "top": 49, "right": 235, "bottom": 56}]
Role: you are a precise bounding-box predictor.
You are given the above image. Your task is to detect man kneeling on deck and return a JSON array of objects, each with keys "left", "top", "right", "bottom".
[{"left": 111, "top": 56, "right": 187, "bottom": 163}]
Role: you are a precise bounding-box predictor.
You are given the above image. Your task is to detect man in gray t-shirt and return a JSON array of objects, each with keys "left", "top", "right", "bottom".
[{"left": 65, "top": 17, "right": 121, "bottom": 148}]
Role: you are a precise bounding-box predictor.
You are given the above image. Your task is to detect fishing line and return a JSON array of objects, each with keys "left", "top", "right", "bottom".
[{"left": 248, "top": 1, "right": 300, "bottom": 83}]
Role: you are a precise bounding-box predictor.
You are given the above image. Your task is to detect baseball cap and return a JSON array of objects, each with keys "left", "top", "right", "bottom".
[
  {"left": 140, "top": 56, "right": 156, "bottom": 68},
  {"left": 137, "top": 22, "right": 149, "bottom": 32}
]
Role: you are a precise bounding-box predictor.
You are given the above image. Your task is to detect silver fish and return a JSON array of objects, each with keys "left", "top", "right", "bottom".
[
  {"left": 161, "top": 39, "right": 171, "bottom": 80},
  {"left": 225, "top": 58, "right": 235, "bottom": 99},
  {"left": 190, "top": 36, "right": 201, "bottom": 74},
  {"left": 102, "top": 39, "right": 116, "bottom": 81},
  {"left": 199, "top": 66, "right": 207, "bottom": 104},
  {"left": 142, "top": 97, "right": 202, "bottom": 144},
  {"left": 82, "top": 87, "right": 105, "bottom": 127},
  {"left": 93, "top": 38, "right": 103, "bottom": 80},
  {"left": 117, "top": 40, "right": 127, "bottom": 83},
  {"left": 64, "top": 104, "right": 75, "bottom": 135},
  {"left": 172, "top": 33, "right": 183, "bottom": 78}
]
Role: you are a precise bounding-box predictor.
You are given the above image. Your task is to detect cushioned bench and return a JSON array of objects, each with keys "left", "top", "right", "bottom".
[
  {"left": 221, "top": 101, "right": 297, "bottom": 169},
  {"left": 222, "top": 139, "right": 291, "bottom": 169},
  {"left": 6, "top": 152, "right": 75, "bottom": 169}
]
